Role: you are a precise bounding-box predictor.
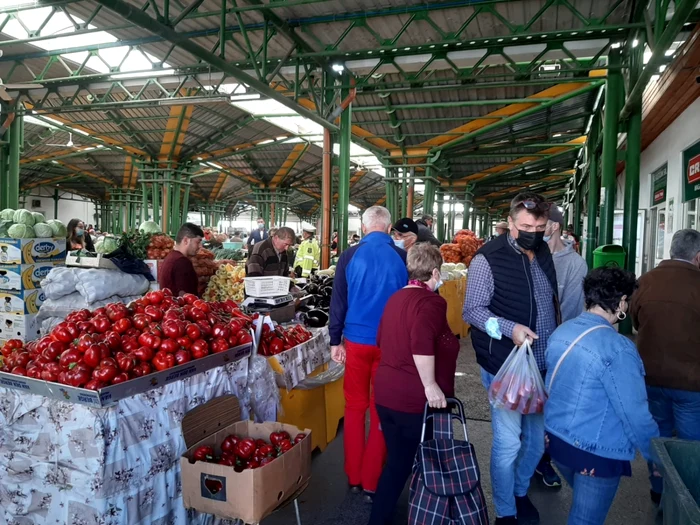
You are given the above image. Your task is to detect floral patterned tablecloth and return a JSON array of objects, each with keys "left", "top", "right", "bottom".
[
  {"left": 269, "top": 327, "right": 331, "bottom": 391},
  {"left": 0, "top": 357, "right": 277, "bottom": 525}
]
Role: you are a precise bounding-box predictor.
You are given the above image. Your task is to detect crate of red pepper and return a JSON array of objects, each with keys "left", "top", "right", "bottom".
[
  {"left": 181, "top": 419, "right": 311, "bottom": 523},
  {"left": 0, "top": 290, "right": 255, "bottom": 406},
  {"left": 257, "top": 323, "right": 314, "bottom": 357}
]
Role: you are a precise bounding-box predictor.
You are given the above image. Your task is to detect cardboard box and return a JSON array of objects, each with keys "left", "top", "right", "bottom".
[
  {"left": 0, "top": 262, "right": 62, "bottom": 291},
  {"left": 0, "top": 237, "right": 67, "bottom": 264},
  {"left": 181, "top": 419, "right": 312, "bottom": 524},
  {"left": 0, "top": 342, "right": 252, "bottom": 406},
  {"left": 0, "top": 313, "right": 41, "bottom": 342},
  {"left": 66, "top": 253, "right": 118, "bottom": 270},
  {"left": 0, "top": 289, "right": 46, "bottom": 315},
  {"left": 144, "top": 259, "right": 163, "bottom": 281}
]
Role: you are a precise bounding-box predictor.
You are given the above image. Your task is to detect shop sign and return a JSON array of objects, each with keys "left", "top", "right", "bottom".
[
  {"left": 651, "top": 164, "right": 667, "bottom": 205},
  {"left": 683, "top": 141, "right": 700, "bottom": 202}
]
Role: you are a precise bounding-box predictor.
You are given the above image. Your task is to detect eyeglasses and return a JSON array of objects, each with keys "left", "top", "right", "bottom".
[{"left": 513, "top": 199, "right": 551, "bottom": 212}]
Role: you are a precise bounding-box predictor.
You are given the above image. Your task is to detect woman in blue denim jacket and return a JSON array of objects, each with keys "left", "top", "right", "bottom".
[{"left": 544, "top": 267, "right": 659, "bottom": 525}]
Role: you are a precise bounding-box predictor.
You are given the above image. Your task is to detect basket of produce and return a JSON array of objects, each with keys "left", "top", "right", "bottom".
[
  {"left": 244, "top": 276, "right": 291, "bottom": 298},
  {"left": 204, "top": 263, "right": 246, "bottom": 303},
  {"left": 440, "top": 229, "right": 483, "bottom": 267}
]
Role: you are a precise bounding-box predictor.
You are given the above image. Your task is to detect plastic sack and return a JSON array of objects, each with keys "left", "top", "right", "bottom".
[
  {"left": 246, "top": 354, "right": 281, "bottom": 423},
  {"left": 488, "top": 340, "right": 547, "bottom": 414},
  {"left": 292, "top": 360, "right": 345, "bottom": 390},
  {"left": 75, "top": 268, "right": 150, "bottom": 303},
  {"left": 40, "top": 316, "right": 63, "bottom": 336},
  {"left": 41, "top": 267, "right": 80, "bottom": 299}
]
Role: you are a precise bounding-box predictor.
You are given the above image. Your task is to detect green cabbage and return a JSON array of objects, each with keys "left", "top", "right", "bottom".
[
  {"left": 0, "top": 220, "right": 12, "bottom": 237},
  {"left": 8, "top": 223, "right": 35, "bottom": 239},
  {"left": 139, "top": 220, "right": 161, "bottom": 234},
  {"left": 96, "top": 236, "right": 119, "bottom": 254},
  {"left": 0, "top": 209, "right": 14, "bottom": 221},
  {"left": 13, "top": 209, "right": 35, "bottom": 227},
  {"left": 46, "top": 219, "right": 67, "bottom": 238},
  {"left": 34, "top": 223, "right": 54, "bottom": 238},
  {"left": 31, "top": 212, "right": 46, "bottom": 224}
]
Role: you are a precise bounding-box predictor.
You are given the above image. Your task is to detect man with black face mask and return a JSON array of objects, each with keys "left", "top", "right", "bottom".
[{"left": 463, "top": 192, "right": 560, "bottom": 525}]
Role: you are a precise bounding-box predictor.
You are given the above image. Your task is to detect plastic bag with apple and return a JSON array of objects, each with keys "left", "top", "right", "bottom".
[{"left": 488, "top": 340, "right": 547, "bottom": 414}]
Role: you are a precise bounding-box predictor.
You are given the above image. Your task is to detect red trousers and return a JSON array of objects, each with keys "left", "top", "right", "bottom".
[{"left": 343, "top": 339, "right": 386, "bottom": 492}]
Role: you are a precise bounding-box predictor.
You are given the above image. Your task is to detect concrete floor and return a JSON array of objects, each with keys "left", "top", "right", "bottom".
[{"left": 263, "top": 340, "right": 663, "bottom": 525}]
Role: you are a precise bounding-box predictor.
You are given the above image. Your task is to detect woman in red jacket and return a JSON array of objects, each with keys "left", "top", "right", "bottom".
[{"left": 369, "top": 243, "right": 460, "bottom": 525}]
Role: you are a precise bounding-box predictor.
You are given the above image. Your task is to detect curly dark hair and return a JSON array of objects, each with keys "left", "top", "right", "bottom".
[{"left": 583, "top": 267, "right": 638, "bottom": 313}]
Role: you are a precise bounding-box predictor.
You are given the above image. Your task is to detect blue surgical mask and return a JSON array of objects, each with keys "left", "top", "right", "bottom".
[
  {"left": 76, "top": 228, "right": 84, "bottom": 236},
  {"left": 434, "top": 279, "right": 444, "bottom": 292},
  {"left": 543, "top": 235, "right": 552, "bottom": 243},
  {"left": 258, "top": 223, "right": 264, "bottom": 229},
  {"left": 393, "top": 239, "right": 405, "bottom": 249}
]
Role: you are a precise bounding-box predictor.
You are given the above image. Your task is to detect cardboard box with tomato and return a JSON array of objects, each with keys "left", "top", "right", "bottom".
[{"left": 181, "top": 403, "right": 312, "bottom": 524}]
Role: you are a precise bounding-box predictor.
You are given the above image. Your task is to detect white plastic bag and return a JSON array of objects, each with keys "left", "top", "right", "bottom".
[
  {"left": 488, "top": 340, "right": 547, "bottom": 414},
  {"left": 41, "top": 267, "right": 79, "bottom": 299},
  {"left": 75, "top": 268, "right": 149, "bottom": 303}
]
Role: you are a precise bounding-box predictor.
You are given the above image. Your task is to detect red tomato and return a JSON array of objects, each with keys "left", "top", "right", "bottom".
[
  {"left": 237, "top": 331, "right": 253, "bottom": 345},
  {"left": 132, "top": 314, "right": 150, "bottom": 331},
  {"left": 111, "top": 372, "right": 130, "bottom": 385},
  {"left": 106, "top": 303, "right": 128, "bottom": 322},
  {"left": 92, "top": 316, "right": 111, "bottom": 334},
  {"left": 132, "top": 346, "right": 154, "bottom": 363},
  {"left": 152, "top": 351, "right": 175, "bottom": 371},
  {"left": 144, "top": 305, "right": 164, "bottom": 322},
  {"left": 58, "top": 349, "right": 81, "bottom": 371},
  {"left": 190, "top": 308, "right": 206, "bottom": 321},
  {"left": 11, "top": 366, "right": 27, "bottom": 376},
  {"left": 43, "top": 340, "right": 66, "bottom": 361},
  {"left": 191, "top": 339, "right": 209, "bottom": 359},
  {"left": 221, "top": 435, "right": 240, "bottom": 454},
  {"left": 159, "top": 338, "right": 180, "bottom": 354},
  {"left": 113, "top": 317, "right": 132, "bottom": 334},
  {"left": 186, "top": 323, "right": 201, "bottom": 341},
  {"left": 66, "top": 368, "right": 90, "bottom": 388},
  {"left": 182, "top": 293, "right": 198, "bottom": 305},
  {"left": 196, "top": 320, "right": 212, "bottom": 337},
  {"left": 162, "top": 320, "right": 184, "bottom": 339},
  {"left": 92, "top": 364, "right": 118, "bottom": 383},
  {"left": 115, "top": 352, "right": 135, "bottom": 372},
  {"left": 132, "top": 362, "right": 152, "bottom": 377},
  {"left": 176, "top": 336, "right": 192, "bottom": 350},
  {"left": 145, "top": 290, "right": 164, "bottom": 305},
  {"left": 84, "top": 379, "right": 106, "bottom": 391},
  {"left": 174, "top": 349, "right": 191, "bottom": 365},
  {"left": 211, "top": 338, "right": 229, "bottom": 354},
  {"left": 77, "top": 334, "right": 95, "bottom": 354},
  {"left": 293, "top": 433, "right": 307, "bottom": 444},
  {"left": 50, "top": 323, "right": 74, "bottom": 344},
  {"left": 193, "top": 300, "right": 210, "bottom": 313},
  {"left": 212, "top": 323, "right": 230, "bottom": 340},
  {"left": 83, "top": 345, "right": 102, "bottom": 369},
  {"left": 138, "top": 332, "right": 162, "bottom": 350},
  {"left": 102, "top": 331, "right": 122, "bottom": 351}
]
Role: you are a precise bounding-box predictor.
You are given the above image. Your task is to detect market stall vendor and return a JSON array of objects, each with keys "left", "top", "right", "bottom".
[
  {"left": 159, "top": 222, "right": 203, "bottom": 296},
  {"left": 294, "top": 226, "right": 320, "bottom": 277},
  {"left": 67, "top": 218, "right": 95, "bottom": 251},
  {"left": 246, "top": 227, "right": 295, "bottom": 277}
]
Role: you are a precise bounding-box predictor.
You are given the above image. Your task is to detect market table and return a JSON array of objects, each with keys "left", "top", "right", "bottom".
[{"left": 0, "top": 358, "right": 276, "bottom": 525}]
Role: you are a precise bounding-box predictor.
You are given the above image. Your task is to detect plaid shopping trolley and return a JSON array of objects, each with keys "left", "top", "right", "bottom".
[{"left": 408, "top": 398, "right": 489, "bottom": 525}]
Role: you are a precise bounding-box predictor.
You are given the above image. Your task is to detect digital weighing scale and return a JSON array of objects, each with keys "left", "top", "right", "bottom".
[{"left": 241, "top": 293, "right": 294, "bottom": 308}]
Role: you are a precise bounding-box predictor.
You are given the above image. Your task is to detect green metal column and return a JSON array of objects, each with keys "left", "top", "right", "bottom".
[
  {"left": 337, "top": 83, "right": 352, "bottom": 253},
  {"left": 53, "top": 188, "right": 59, "bottom": 219},
  {"left": 181, "top": 176, "right": 191, "bottom": 225},
  {"left": 463, "top": 189, "right": 473, "bottom": 229},
  {"left": 171, "top": 173, "right": 181, "bottom": 231},
  {"left": 423, "top": 171, "right": 436, "bottom": 216},
  {"left": 436, "top": 188, "right": 445, "bottom": 243},
  {"left": 485, "top": 213, "right": 491, "bottom": 237},
  {"left": 470, "top": 208, "right": 477, "bottom": 232},
  {"left": 600, "top": 48, "right": 623, "bottom": 245},
  {"left": 0, "top": 145, "right": 7, "bottom": 210},
  {"left": 152, "top": 173, "right": 160, "bottom": 228},
  {"left": 622, "top": 38, "right": 643, "bottom": 274},
  {"left": 586, "top": 114, "right": 601, "bottom": 267},
  {"left": 141, "top": 178, "right": 148, "bottom": 223},
  {"left": 574, "top": 182, "right": 583, "bottom": 236},
  {"left": 401, "top": 170, "right": 408, "bottom": 218},
  {"left": 161, "top": 179, "right": 171, "bottom": 236},
  {"left": 7, "top": 112, "right": 21, "bottom": 209}
]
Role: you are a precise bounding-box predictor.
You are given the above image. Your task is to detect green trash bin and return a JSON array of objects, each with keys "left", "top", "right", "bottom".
[
  {"left": 652, "top": 438, "right": 700, "bottom": 525},
  {"left": 592, "top": 244, "right": 626, "bottom": 268}
]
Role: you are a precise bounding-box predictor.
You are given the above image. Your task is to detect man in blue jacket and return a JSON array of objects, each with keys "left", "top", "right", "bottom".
[{"left": 330, "top": 206, "right": 408, "bottom": 502}]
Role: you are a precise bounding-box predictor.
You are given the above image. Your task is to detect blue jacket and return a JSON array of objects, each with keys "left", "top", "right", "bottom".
[
  {"left": 544, "top": 312, "right": 659, "bottom": 461},
  {"left": 329, "top": 232, "right": 408, "bottom": 346}
]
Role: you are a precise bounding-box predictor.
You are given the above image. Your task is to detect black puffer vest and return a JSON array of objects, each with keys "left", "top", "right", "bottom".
[{"left": 470, "top": 234, "right": 559, "bottom": 375}]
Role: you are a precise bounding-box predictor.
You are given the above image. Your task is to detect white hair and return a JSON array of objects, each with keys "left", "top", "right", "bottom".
[{"left": 362, "top": 206, "right": 392, "bottom": 232}]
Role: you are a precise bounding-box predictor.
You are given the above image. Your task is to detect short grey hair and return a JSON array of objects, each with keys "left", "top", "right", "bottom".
[
  {"left": 362, "top": 206, "right": 392, "bottom": 231},
  {"left": 274, "top": 226, "right": 296, "bottom": 241},
  {"left": 670, "top": 229, "right": 700, "bottom": 261},
  {"left": 407, "top": 243, "right": 442, "bottom": 282}
]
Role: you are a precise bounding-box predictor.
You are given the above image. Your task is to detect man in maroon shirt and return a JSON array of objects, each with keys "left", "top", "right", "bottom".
[{"left": 159, "top": 223, "right": 203, "bottom": 296}]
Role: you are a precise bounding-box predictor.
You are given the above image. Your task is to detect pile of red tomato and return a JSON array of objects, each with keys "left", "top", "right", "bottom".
[
  {"left": 0, "top": 289, "right": 254, "bottom": 390},
  {"left": 258, "top": 324, "right": 313, "bottom": 357},
  {"left": 191, "top": 430, "right": 306, "bottom": 471}
]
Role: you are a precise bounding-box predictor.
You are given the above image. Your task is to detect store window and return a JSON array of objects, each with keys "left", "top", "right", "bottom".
[
  {"left": 649, "top": 164, "right": 667, "bottom": 269},
  {"left": 685, "top": 198, "right": 698, "bottom": 230}
]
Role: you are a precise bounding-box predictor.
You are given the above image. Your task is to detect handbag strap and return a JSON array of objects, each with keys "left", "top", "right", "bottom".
[{"left": 547, "top": 324, "right": 614, "bottom": 392}]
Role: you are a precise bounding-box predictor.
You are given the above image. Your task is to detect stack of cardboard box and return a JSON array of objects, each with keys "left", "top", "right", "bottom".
[{"left": 0, "top": 237, "right": 66, "bottom": 343}]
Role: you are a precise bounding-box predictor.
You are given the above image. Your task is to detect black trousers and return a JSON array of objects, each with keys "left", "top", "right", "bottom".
[{"left": 368, "top": 405, "right": 425, "bottom": 525}]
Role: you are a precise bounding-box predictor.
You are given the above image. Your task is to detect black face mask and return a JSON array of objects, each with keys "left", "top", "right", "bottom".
[{"left": 515, "top": 230, "right": 545, "bottom": 251}]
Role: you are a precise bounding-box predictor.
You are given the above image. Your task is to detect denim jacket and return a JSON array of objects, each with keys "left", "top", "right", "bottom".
[{"left": 544, "top": 312, "right": 659, "bottom": 461}]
